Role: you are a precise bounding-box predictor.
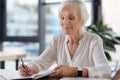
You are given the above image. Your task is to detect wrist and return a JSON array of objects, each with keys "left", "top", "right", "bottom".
[{"left": 71, "top": 67, "right": 78, "bottom": 77}]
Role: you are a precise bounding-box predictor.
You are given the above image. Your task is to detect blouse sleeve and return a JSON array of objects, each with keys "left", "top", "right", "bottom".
[
  {"left": 29, "top": 35, "right": 58, "bottom": 71},
  {"left": 85, "top": 36, "right": 111, "bottom": 78}
]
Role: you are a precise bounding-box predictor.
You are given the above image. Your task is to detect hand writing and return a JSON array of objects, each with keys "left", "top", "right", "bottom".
[{"left": 18, "top": 64, "right": 32, "bottom": 77}]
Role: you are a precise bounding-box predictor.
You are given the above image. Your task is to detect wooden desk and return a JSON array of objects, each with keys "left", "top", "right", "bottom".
[{"left": 0, "top": 51, "right": 26, "bottom": 70}]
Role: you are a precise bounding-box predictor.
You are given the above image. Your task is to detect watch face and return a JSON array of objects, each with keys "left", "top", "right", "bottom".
[{"left": 78, "top": 70, "right": 82, "bottom": 77}]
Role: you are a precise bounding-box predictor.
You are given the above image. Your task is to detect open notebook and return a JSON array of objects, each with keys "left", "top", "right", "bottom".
[{"left": 0, "top": 69, "right": 55, "bottom": 80}]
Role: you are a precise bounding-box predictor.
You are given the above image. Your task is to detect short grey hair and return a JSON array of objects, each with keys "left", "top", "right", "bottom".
[{"left": 59, "top": 0, "right": 89, "bottom": 26}]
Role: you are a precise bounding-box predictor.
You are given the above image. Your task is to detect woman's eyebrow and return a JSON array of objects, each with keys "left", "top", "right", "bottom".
[
  {"left": 69, "top": 14, "right": 74, "bottom": 16},
  {"left": 59, "top": 13, "right": 74, "bottom": 17}
]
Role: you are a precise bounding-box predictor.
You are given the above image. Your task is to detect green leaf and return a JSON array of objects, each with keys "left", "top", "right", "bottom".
[
  {"left": 105, "top": 51, "right": 112, "bottom": 61},
  {"left": 86, "top": 20, "right": 120, "bottom": 61},
  {"left": 112, "top": 37, "right": 120, "bottom": 44},
  {"left": 115, "top": 37, "right": 120, "bottom": 40}
]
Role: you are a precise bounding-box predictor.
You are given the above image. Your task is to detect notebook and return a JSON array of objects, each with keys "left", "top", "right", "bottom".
[{"left": 0, "top": 69, "right": 55, "bottom": 80}]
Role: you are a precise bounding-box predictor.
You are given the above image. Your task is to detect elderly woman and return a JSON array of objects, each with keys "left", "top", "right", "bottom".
[{"left": 19, "top": 0, "right": 111, "bottom": 78}]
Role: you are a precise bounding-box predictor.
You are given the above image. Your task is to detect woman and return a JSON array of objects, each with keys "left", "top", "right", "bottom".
[{"left": 19, "top": 0, "right": 111, "bottom": 78}]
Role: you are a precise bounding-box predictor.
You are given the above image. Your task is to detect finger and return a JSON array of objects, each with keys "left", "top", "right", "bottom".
[
  {"left": 19, "top": 67, "right": 32, "bottom": 77},
  {"left": 48, "top": 72, "right": 56, "bottom": 77},
  {"left": 19, "top": 70, "right": 32, "bottom": 77},
  {"left": 54, "top": 65, "right": 63, "bottom": 70},
  {"left": 18, "top": 67, "right": 25, "bottom": 74},
  {"left": 49, "top": 72, "right": 62, "bottom": 78},
  {"left": 19, "top": 64, "right": 31, "bottom": 73},
  {"left": 49, "top": 70, "right": 59, "bottom": 77},
  {"left": 19, "top": 69, "right": 27, "bottom": 75},
  {"left": 49, "top": 69, "right": 62, "bottom": 78},
  {"left": 19, "top": 64, "right": 28, "bottom": 68},
  {"left": 23, "top": 67, "right": 31, "bottom": 73},
  {"left": 23, "top": 68, "right": 32, "bottom": 76},
  {"left": 18, "top": 64, "right": 24, "bottom": 70},
  {"left": 19, "top": 70, "right": 27, "bottom": 77},
  {"left": 19, "top": 64, "right": 27, "bottom": 70},
  {"left": 24, "top": 67, "right": 32, "bottom": 76}
]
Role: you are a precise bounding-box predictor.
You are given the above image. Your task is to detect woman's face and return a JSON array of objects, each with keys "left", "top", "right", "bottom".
[{"left": 60, "top": 5, "right": 83, "bottom": 35}]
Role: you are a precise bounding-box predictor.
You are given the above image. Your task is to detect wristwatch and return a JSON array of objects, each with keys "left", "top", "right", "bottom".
[{"left": 77, "top": 67, "right": 83, "bottom": 77}]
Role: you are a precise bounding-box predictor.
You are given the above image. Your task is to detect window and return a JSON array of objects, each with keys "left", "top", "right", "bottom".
[
  {"left": 7, "top": 0, "right": 38, "bottom": 37},
  {"left": 2, "top": 0, "right": 93, "bottom": 56},
  {"left": 4, "top": 0, "right": 39, "bottom": 56},
  {"left": 3, "top": 42, "right": 39, "bottom": 56},
  {"left": 102, "top": 0, "right": 120, "bottom": 34}
]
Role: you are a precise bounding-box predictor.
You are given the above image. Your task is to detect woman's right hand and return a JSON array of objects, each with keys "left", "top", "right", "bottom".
[{"left": 18, "top": 64, "right": 33, "bottom": 77}]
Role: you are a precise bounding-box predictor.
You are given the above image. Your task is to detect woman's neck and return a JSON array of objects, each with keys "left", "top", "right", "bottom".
[{"left": 68, "top": 31, "right": 84, "bottom": 45}]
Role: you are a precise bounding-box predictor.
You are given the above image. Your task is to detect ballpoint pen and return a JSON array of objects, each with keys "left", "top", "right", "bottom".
[{"left": 20, "top": 58, "right": 31, "bottom": 76}]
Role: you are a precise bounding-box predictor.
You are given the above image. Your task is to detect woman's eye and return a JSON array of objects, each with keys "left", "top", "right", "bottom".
[
  {"left": 61, "top": 16, "right": 64, "bottom": 20},
  {"left": 69, "top": 16, "right": 75, "bottom": 20}
]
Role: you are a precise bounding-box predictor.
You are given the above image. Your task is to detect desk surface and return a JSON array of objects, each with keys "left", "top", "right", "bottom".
[
  {"left": 0, "top": 51, "right": 26, "bottom": 61},
  {"left": 60, "top": 77, "right": 111, "bottom": 80},
  {"left": 0, "top": 69, "right": 120, "bottom": 80}
]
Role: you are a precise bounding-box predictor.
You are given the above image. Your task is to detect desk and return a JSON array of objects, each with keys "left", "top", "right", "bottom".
[
  {"left": 60, "top": 77, "right": 111, "bottom": 80},
  {"left": 0, "top": 69, "right": 119, "bottom": 80},
  {"left": 0, "top": 69, "right": 58, "bottom": 80},
  {"left": 37, "top": 77, "right": 110, "bottom": 80},
  {"left": 0, "top": 51, "right": 26, "bottom": 70}
]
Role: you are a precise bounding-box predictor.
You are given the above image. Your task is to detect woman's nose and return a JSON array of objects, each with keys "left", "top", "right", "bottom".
[{"left": 64, "top": 18, "right": 69, "bottom": 25}]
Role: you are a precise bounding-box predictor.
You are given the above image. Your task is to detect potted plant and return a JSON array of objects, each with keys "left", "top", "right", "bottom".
[{"left": 86, "top": 20, "right": 120, "bottom": 61}]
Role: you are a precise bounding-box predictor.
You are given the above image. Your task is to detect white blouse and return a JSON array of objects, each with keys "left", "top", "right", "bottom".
[{"left": 31, "top": 32, "right": 111, "bottom": 78}]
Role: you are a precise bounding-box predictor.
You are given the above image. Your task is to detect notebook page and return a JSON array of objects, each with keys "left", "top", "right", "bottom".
[
  {"left": 0, "top": 69, "right": 55, "bottom": 79},
  {"left": 0, "top": 69, "right": 21, "bottom": 79},
  {"left": 33, "top": 69, "right": 55, "bottom": 79}
]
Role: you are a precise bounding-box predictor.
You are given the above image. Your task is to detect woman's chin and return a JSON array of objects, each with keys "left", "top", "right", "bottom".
[{"left": 63, "top": 32, "right": 71, "bottom": 35}]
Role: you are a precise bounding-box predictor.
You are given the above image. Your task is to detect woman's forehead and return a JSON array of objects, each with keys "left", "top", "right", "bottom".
[
  {"left": 60, "top": 5, "right": 79, "bottom": 15},
  {"left": 61, "top": 5, "right": 78, "bottom": 11}
]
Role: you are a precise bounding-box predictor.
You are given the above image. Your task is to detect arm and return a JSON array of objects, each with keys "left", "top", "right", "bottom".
[
  {"left": 84, "top": 36, "right": 111, "bottom": 78},
  {"left": 30, "top": 36, "right": 57, "bottom": 71},
  {"left": 19, "top": 36, "right": 58, "bottom": 76}
]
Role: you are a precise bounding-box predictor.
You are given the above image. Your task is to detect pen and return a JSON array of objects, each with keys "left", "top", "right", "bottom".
[
  {"left": 20, "top": 58, "right": 31, "bottom": 76},
  {"left": 21, "top": 58, "right": 25, "bottom": 68}
]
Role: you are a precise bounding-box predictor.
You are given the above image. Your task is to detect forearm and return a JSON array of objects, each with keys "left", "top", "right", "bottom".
[
  {"left": 82, "top": 68, "right": 88, "bottom": 77},
  {"left": 85, "top": 64, "right": 111, "bottom": 78}
]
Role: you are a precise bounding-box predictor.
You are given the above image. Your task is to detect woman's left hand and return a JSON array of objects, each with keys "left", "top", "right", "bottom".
[{"left": 49, "top": 65, "right": 77, "bottom": 78}]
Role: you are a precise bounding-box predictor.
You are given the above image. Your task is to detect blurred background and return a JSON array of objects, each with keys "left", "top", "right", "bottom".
[{"left": 0, "top": 0, "right": 120, "bottom": 71}]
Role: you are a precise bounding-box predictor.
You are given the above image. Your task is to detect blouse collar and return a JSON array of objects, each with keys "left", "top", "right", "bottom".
[{"left": 64, "top": 32, "right": 87, "bottom": 44}]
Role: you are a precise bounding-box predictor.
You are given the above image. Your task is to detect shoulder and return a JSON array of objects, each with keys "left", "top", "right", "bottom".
[
  {"left": 86, "top": 32, "right": 102, "bottom": 41},
  {"left": 52, "top": 34, "right": 66, "bottom": 42}
]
